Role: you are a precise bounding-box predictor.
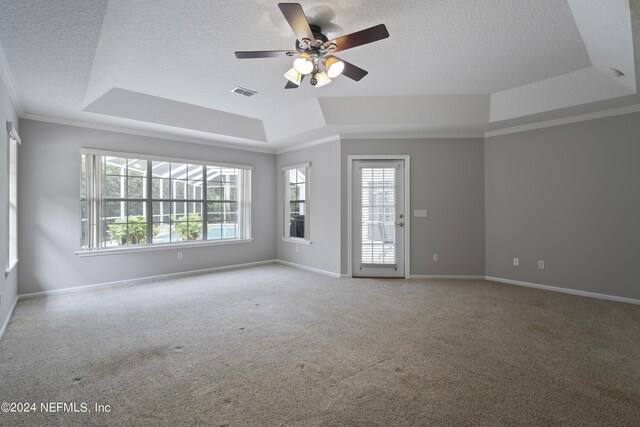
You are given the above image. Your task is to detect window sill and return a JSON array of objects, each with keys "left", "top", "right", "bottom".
[
  {"left": 281, "top": 237, "right": 312, "bottom": 245},
  {"left": 5, "top": 259, "right": 18, "bottom": 278},
  {"left": 75, "top": 238, "right": 254, "bottom": 257}
]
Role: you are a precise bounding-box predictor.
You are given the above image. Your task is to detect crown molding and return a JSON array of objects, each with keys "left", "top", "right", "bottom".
[
  {"left": 19, "top": 102, "right": 640, "bottom": 154},
  {"left": 275, "top": 134, "right": 341, "bottom": 154},
  {"left": 340, "top": 133, "right": 484, "bottom": 140},
  {"left": 21, "top": 113, "right": 276, "bottom": 154},
  {"left": 0, "top": 43, "right": 24, "bottom": 115},
  {"left": 274, "top": 131, "right": 485, "bottom": 154},
  {"left": 485, "top": 104, "right": 640, "bottom": 138}
]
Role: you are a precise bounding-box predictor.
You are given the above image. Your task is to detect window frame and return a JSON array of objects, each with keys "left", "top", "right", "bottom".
[
  {"left": 78, "top": 148, "right": 252, "bottom": 255},
  {"left": 281, "top": 162, "right": 311, "bottom": 245},
  {"left": 5, "top": 121, "right": 20, "bottom": 276}
]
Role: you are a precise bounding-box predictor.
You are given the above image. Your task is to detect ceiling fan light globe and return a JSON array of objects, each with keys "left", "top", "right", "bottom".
[
  {"left": 284, "top": 67, "right": 302, "bottom": 85},
  {"left": 315, "top": 71, "right": 332, "bottom": 88},
  {"left": 325, "top": 56, "right": 345, "bottom": 78},
  {"left": 293, "top": 52, "right": 314, "bottom": 75}
]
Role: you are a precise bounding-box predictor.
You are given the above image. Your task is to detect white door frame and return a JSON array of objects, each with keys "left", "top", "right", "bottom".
[{"left": 347, "top": 155, "right": 410, "bottom": 278}]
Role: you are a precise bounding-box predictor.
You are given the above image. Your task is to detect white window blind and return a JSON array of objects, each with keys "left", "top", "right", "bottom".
[
  {"left": 361, "top": 167, "right": 397, "bottom": 265},
  {"left": 6, "top": 121, "right": 20, "bottom": 274}
]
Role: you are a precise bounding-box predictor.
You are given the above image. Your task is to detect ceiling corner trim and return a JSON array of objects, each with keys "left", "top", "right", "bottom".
[
  {"left": 275, "top": 134, "right": 341, "bottom": 155},
  {"left": 21, "top": 113, "right": 276, "bottom": 155},
  {"left": 0, "top": 42, "right": 23, "bottom": 115},
  {"left": 484, "top": 104, "right": 640, "bottom": 138}
]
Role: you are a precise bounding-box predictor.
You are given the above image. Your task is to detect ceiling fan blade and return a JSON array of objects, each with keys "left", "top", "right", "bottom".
[
  {"left": 278, "top": 3, "right": 315, "bottom": 43},
  {"left": 235, "top": 50, "right": 295, "bottom": 59},
  {"left": 285, "top": 74, "right": 306, "bottom": 89},
  {"left": 329, "top": 24, "right": 389, "bottom": 53},
  {"left": 340, "top": 59, "right": 369, "bottom": 81}
]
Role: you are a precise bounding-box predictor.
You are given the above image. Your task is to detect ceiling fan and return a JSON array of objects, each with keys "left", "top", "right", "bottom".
[{"left": 234, "top": 3, "right": 389, "bottom": 89}]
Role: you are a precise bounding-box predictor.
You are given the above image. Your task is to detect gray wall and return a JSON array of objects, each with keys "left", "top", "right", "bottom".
[
  {"left": 0, "top": 76, "right": 18, "bottom": 331},
  {"left": 276, "top": 140, "right": 342, "bottom": 275},
  {"left": 485, "top": 112, "right": 640, "bottom": 300},
  {"left": 11, "top": 105, "right": 640, "bottom": 305},
  {"left": 341, "top": 139, "right": 486, "bottom": 276},
  {"left": 17, "top": 119, "right": 276, "bottom": 295}
]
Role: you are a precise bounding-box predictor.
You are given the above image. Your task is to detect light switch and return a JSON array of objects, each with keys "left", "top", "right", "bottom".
[{"left": 414, "top": 209, "right": 428, "bottom": 218}]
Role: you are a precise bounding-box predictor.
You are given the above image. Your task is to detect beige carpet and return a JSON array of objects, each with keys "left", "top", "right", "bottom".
[{"left": 1, "top": 264, "right": 639, "bottom": 426}]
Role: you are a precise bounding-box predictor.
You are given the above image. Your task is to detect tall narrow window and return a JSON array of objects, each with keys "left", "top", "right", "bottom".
[
  {"left": 282, "top": 162, "right": 310, "bottom": 241},
  {"left": 81, "top": 150, "right": 252, "bottom": 252},
  {"left": 6, "top": 122, "right": 20, "bottom": 275}
]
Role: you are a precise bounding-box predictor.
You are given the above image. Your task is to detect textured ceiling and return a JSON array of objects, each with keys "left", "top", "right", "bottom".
[{"left": 0, "top": 0, "right": 638, "bottom": 151}]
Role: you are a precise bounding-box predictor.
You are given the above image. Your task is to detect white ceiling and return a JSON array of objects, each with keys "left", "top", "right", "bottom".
[{"left": 0, "top": 0, "right": 638, "bottom": 151}]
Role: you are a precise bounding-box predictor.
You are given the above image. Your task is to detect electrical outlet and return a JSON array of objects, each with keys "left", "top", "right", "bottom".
[
  {"left": 432, "top": 254, "right": 439, "bottom": 262},
  {"left": 295, "top": 245, "right": 299, "bottom": 253},
  {"left": 513, "top": 258, "right": 520, "bottom": 266},
  {"left": 177, "top": 252, "right": 183, "bottom": 260},
  {"left": 538, "top": 260, "right": 545, "bottom": 270}
]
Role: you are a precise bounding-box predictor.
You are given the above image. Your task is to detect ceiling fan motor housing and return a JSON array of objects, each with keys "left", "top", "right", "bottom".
[{"left": 296, "top": 24, "right": 329, "bottom": 52}]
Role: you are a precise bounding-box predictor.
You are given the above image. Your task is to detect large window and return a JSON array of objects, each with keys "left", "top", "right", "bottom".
[
  {"left": 5, "top": 122, "right": 20, "bottom": 275},
  {"left": 81, "top": 150, "right": 251, "bottom": 251},
  {"left": 282, "top": 162, "right": 310, "bottom": 241}
]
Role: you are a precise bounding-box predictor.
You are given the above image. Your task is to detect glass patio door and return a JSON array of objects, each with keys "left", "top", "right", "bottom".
[{"left": 352, "top": 160, "right": 405, "bottom": 277}]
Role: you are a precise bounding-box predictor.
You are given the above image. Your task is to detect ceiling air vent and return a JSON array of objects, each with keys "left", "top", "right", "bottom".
[{"left": 231, "top": 86, "right": 257, "bottom": 97}]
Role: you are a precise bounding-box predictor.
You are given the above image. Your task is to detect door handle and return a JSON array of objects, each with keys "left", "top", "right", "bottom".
[{"left": 397, "top": 222, "right": 404, "bottom": 227}]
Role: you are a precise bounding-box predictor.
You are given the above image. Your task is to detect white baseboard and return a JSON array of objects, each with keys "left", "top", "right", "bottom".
[
  {"left": 410, "top": 275, "right": 486, "bottom": 280},
  {"left": 485, "top": 276, "right": 640, "bottom": 306},
  {"left": 18, "top": 260, "right": 277, "bottom": 300},
  {"left": 275, "top": 259, "right": 342, "bottom": 278},
  {"left": 10, "top": 261, "right": 638, "bottom": 321},
  {"left": 0, "top": 295, "right": 18, "bottom": 343}
]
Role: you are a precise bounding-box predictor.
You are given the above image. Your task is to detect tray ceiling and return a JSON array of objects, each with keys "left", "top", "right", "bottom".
[{"left": 0, "top": 0, "right": 638, "bottom": 151}]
